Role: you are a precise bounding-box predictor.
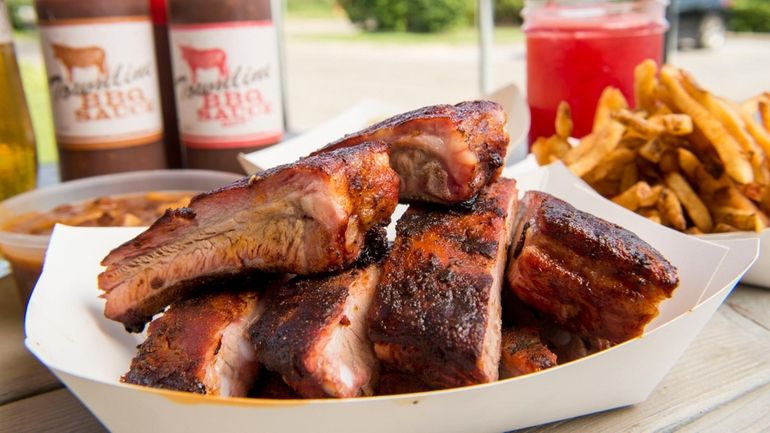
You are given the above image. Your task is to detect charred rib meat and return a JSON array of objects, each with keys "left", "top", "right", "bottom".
[
  {"left": 499, "top": 327, "right": 557, "bottom": 379},
  {"left": 250, "top": 264, "right": 382, "bottom": 398},
  {"left": 99, "top": 142, "right": 399, "bottom": 332},
  {"left": 122, "top": 288, "right": 263, "bottom": 397},
  {"left": 368, "top": 178, "right": 518, "bottom": 389},
  {"left": 506, "top": 191, "right": 679, "bottom": 344},
  {"left": 313, "top": 101, "right": 509, "bottom": 204}
]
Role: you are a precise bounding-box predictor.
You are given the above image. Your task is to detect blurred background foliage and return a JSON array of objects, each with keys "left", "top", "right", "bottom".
[{"left": 731, "top": 0, "right": 770, "bottom": 33}]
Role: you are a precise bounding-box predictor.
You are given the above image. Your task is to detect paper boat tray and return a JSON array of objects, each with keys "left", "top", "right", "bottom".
[{"left": 25, "top": 163, "right": 758, "bottom": 433}]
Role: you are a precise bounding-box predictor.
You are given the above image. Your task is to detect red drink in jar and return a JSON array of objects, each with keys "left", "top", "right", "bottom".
[{"left": 524, "top": 0, "right": 668, "bottom": 143}]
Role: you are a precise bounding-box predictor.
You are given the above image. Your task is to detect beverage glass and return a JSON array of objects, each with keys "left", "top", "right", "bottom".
[{"left": 524, "top": 0, "right": 669, "bottom": 143}]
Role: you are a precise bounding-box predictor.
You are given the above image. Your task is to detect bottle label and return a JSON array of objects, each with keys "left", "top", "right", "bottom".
[
  {"left": 0, "top": 1, "right": 11, "bottom": 44},
  {"left": 170, "top": 21, "right": 283, "bottom": 149},
  {"left": 38, "top": 17, "right": 163, "bottom": 150}
]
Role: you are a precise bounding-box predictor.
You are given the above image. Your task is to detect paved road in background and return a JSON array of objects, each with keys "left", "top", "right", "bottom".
[{"left": 285, "top": 33, "right": 770, "bottom": 131}]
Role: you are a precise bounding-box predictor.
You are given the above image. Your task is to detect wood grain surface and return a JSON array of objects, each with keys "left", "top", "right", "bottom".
[{"left": 1, "top": 272, "right": 768, "bottom": 433}]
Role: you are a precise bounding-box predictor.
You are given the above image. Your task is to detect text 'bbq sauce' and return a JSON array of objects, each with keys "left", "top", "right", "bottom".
[
  {"left": 35, "top": 0, "right": 167, "bottom": 180},
  {"left": 168, "top": 0, "right": 284, "bottom": 173}
]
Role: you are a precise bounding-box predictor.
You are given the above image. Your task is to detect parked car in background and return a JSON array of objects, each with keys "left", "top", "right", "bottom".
[{"left": 676, "top": 0, "right": 731, "bottom": 49}]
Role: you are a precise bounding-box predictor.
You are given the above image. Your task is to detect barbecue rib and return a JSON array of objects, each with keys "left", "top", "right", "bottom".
[
  {"left": 312, "top": 101, "right": 509, "bottom": 204},
  {"left": 122, "top": 288, "right": 263, "bottom": 396},
  {"left": 506, "top": 191, "right": 679, "bottom": 344},
  {"left": 99, "top": 142, "right": 399, "bottom": 332},
  {"left": 250, "top": 263, "right": 382, "bottom": 398},
  {"left": 499, "top": 327, "right": 557, "bottom": 379},
  {"left": 368, "top": 178, "right": 517, "bottom": 389}
]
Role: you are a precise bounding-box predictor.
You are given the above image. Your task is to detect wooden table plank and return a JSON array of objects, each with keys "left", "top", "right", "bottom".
[
  {"left": 727, "top": 284, "right": 770, "bottom": 331},
  {"left": 519, "top": 288, "right": 770, "bottom": 432},
  {"left": 676, "top": 382, "right": 770, "bottom": 433},
  {"left": 0, "top": 275, "right": 61, "bottom": 405},
  {"left": 0, "top": 388, "right": 106, "bottom": 433}
]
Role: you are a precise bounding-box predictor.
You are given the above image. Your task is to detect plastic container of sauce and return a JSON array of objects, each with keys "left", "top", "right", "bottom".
[
  {"left": 168, "top": 0, "right": 284, "bottom": 173},
  {"left": 34, "top": 0, "right": 168, "bottom": 180},
  {"left": 524, "top": 0, "right": 669, "bottom": 143},
  {"left": 0, "top": 170, "right": 240, "bottom": 309}
]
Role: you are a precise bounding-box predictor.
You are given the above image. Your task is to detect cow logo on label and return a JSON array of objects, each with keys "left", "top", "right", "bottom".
[
  {"left": 47, "top": 41, "right": 155, "bottom": 123},
  {"left": 174, "top": 43, "right": 273, "bottom": 129},
  {"left": 52, "top": 43, "right": 109, "bottom": 83},
  {"left": 179, "top": 45, "right": 228, "bottom": 84}
]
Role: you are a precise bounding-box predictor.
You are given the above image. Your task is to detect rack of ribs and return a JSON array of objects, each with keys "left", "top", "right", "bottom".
[
  {"left": 313, "top": 101, "right": 509, "bottom": 205},
  {"left": 368, "top": 178, "right": 518, "bottom": 389},
  {"left": 249, "top": 263, "right": 382, "bottom": 398},
  {"left": 122, "top": 286, "right": 264, "bottom": 397},
  {"left": 506, "top": 191, "right": 680, "bottom": 344},
  {"left": 98, "top": 142, "right": 399, "bottom": 332}
]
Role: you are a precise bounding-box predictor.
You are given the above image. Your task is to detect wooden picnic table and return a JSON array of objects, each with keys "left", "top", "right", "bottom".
[{"left": 0, "top": 271, "right": 768, "bottom": 432}]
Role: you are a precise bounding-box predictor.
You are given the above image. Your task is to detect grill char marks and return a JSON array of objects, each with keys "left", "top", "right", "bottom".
[
  {"left": 250, "top": 264, "right": 383, "bottom": 398},
  {"left": 368, "top": 178, "right": 518, "bottom": 389},
  {"left": 313, "top": 101, "right": 509, "bottom": 204},
  {"left": 98, "top": 142, "right": 399, "bottom": 332},
  {"left": 122, "top": 285, "right": 264, "bottom": 397},
  {"left": 499, "top": 327, "right": 557, "bottom": 379},
  {"left": 506, "top": 191, "right": 680, "bottom": 344}
]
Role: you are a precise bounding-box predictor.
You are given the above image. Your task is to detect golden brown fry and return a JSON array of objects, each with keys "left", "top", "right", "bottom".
[
  {"left": 639, "top": 139, "right": 663, "bottom": 163},
  {"left": 593, "top": 87, "right": 629, "bottom": 133},
  {"left": 713, "top": 223, "right": 740, "bottom": 233},
  {"left": 619, "top": 162, "right": 639, "bottom": 192},
  {"left": 612, "top": 109, "right": 664, "bottom": 139},
  {"left": 710, "top": 186, "right": 770, "bottom": 230},
  {"left": 639, "top": 207, "right": 662, "bottom": 225},
  {"left": 657, "top": 114, "right": 693, "bottom": 136},
  {"left": 555, "top": 101, "right": 573, "bottom": 139},
  {"left": 685, "top": 226, "right": 704, "bottom": 235},
  {"left": 659, "top": 65, "right": 754, "bottom": 184},
  {"left": 634, "top": 59, "right": 659, "bottom": 113},
  {"left": 640, "top": 185, "right": 663, "bottom": 208},
  {"left": 712, "top": 209, "right": 766, "bottom": 232},
  {"left": 665, "top": 172, "right": 714, "bottom": 232},
  {"left": 658, "top": 188, "right": 687, "bottom": 230},
  {"left": 568, "top": 120, "right": 626, "bottom": 177},
  {"left": 611, "top": 181, "right": 653, "bottom": 211},
  {"left": 583, "top": 147, "right": 636, "bottom": 184},
  {"left": 659, "top": 150, "right": 679, "bottom": 174},
  {"left": 736, "top": 103, "right": 770, "bottom": 158},
  {"left": 677, "top": 148, "right": 727, "bottom": 197},
  {"left": 760, "top": 98, "right": 770, "bottom": 132},
  {"left": 531, "top": 137, "right": 552, "bottom": 165},
  {"left": 562, "top": 133, "right": 595, "bottom": 165}
]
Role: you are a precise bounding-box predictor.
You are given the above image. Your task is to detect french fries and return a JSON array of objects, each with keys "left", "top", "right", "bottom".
[{"left": 532, "top": 60, "right": 770, "bottom": 235}]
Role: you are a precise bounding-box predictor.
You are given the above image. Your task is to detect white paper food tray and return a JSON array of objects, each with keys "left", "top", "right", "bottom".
[
  {"left": 507, "top": 156, "right": 770, "bottom": 289},
  {"left": 24, "top": 161, "right": 758, "bottom": 433},
  {"left": 238, "top": 84, "right": 530, "bottom": 174}
]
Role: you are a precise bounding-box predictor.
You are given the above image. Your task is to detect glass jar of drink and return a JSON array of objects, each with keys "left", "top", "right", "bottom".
[{"left": 524, "top": 0, "right": 669, "bottom": 143}]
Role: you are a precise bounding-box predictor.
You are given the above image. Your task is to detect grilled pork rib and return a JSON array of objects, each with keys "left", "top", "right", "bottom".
[
  {"left": 313, "top": 101, "right": 509, "bottom": 204},
  {"left": 122, "top": 288, "right": 263, "bottom": 396},
  {"left": 368, "top": 178, "right": 517, "bottom": 389},
  {"left": 250, "top": 264, "right": 382, "bottom": 398},
  {"left": 506, "top": 191, "right": 679, "bottom": 344},
  {"left": 99, "top": 142, "right": 399, "bottom": 332},
  {"left": 499, "top": 327, "right": 557, "bottom": 379}
]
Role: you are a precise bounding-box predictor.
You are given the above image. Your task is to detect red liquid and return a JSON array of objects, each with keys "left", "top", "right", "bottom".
[{"left": 527, "top": 16, "right": 665, "bottom": 143}]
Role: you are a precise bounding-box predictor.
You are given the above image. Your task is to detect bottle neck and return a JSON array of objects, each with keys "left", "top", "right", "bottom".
[{"left": 0, "top": 1, "right": 12, "bottom": 45}]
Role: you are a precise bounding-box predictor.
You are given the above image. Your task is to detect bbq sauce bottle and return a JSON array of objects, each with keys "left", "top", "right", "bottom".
[
  {"left": 168, "top": 0, "right": 284, "bottom": 173},
  {"left": 35, "top": 0, "right": 168, "bottom": 180}
]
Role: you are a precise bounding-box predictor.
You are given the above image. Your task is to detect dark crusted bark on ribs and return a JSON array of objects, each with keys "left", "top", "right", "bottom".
[
  {"left": 122, "top": 286, "right": 264, "bottom": 396},
  {"left": 250, "top": 263, "right": 382, "bottom": 398},
  {"left": 499, "top": 327, "right": 556, "bottom": 379},
  {"left": 368, "top": 178, "right": 518, "bottom": 389},
  {"left": 376, "top": 369, "right": 432, "bottom": 396},
  {"left": 312, "top": 101, "right": 509, "bottom": 204},
  {"left": 99, "top": 142, "right": 399, "bottom": 332},
  {"left": 502, "top": 291, "right": 611, "bottom": 364},
  {"left": 506, "top": 191, "right": 680, "bottom": 344}
]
